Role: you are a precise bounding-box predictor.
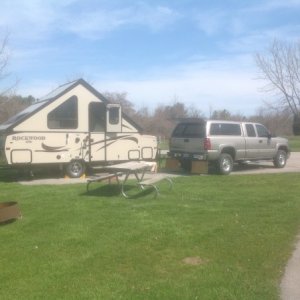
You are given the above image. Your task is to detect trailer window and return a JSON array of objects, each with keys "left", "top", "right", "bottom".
[
  {"left": 48, "top": 96, "right": 78, "bottom": 129},
  {"left": 109, "top": 107, "right": 120, "bottom": 125}
]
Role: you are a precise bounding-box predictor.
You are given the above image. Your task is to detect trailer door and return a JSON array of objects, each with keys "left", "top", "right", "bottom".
[{"left": 88, "top": 102, "right": 106, "bottom": 162}]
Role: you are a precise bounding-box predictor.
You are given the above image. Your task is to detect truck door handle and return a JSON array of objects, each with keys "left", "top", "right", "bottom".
[
  {"left": 259, "top": 140, "right": 263, "bottom": 143},
  {"left": 184, "top": 139, "right": 189, "bottom": 142}
]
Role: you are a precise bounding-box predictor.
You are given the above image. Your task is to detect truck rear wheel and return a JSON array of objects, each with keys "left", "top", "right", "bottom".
[
  {"left": 218, "top": 153, "right": 233, "bottom": 175},
  {"left": 273, "top": 150, "right": 287, "bottom": 168},
  {"left": 65, "top": 160, "right": 86, "bottom": 178}
]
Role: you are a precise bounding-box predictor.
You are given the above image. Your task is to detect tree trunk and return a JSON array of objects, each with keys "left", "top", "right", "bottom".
[{"left": 293, "top": 114, "right": 300, "bottom": 135}]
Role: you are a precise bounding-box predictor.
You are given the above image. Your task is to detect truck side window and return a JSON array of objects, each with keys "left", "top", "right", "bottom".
[
  {"left": 245, "top": 124, "right": 256, "bottom": 137},
  {"left": 47, "top": 96, "right": 78, "bottom": 129},
  {"left": 256, "top": 124, "right": 270, "bottom": 137},
  {"left": 210, "top": 123, "right": 241, "bottom": 136}
]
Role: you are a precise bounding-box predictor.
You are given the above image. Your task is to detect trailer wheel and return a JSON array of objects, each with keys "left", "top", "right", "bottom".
[{"left": 65, "top": 160, "right": 86, "bottom": 178}]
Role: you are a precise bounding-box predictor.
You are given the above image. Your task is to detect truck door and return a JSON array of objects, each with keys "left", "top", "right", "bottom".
[
  {"left": 254, "top": 124, "right": 276, "bottom": 158},
  {"left": 244, "top": 123, "right": 260, "bottom": 159},
  {"left": 88, "top": 102, "right": 106, "bottom": 162}
]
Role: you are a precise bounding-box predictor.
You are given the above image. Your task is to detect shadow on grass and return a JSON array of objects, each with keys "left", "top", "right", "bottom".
[
  {"left": 83, "top": 184, "right": 155, "bottom": 199},
  {"left": 0, "top": 218, "right": 18, "bottom": 226},
  {"left": 0, "top": 166, "right": 65, "bottom": 183}
]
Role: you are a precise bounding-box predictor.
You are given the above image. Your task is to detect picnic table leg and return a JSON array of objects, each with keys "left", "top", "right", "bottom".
[
  {"left": 86, "top": 181, "right": 92, "bottom": 193},
  {"left": 120, "top": 171, "right": 131, "bottom": 198},
  {"left": 166, "top": 177, "right": 173, "bottom": 190},
  {"left": 133, "top": 169, "right": 146, "bottom": 182},
  {"left": 138, "top": 183, "right": 159, "bottom": 198}
]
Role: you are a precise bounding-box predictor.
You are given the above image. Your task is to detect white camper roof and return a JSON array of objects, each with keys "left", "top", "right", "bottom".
[
  {"left": 0, "top": 81, "right": 78, "bottom": 132},
  {"left": 0, "top": 79, "right": 143, "bottom": 133}
]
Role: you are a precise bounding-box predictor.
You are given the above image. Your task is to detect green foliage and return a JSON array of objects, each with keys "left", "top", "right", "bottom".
[{"left": 1, "top": 174, "right": 300, "bottom": 299}]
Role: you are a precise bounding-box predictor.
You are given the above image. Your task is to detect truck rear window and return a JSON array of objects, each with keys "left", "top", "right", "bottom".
[
  {"left": 172, "top": 123, "right": 205, "bottom": 138},
  {"left": 210, "top": 123, "right": 241, "bottom": 136}
]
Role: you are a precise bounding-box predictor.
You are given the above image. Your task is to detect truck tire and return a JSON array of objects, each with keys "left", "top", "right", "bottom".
[
  {"left": 218, "top": 153, "right": 233, "bottom": 175},
  {"left": 65, "top": 160, "right": 86, "bottom": 178},
  {"left": 273, "top": 150, "right": 287, "bottom": 168}
]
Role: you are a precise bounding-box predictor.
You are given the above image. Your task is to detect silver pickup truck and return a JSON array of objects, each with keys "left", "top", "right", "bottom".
[{"left": 169, "top": 119, "right": 290, "bottom": 175}]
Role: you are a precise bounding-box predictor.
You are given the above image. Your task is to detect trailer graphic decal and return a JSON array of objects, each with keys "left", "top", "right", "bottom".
[
  {"left": 34, "top": 135, "right": 139, "bottom": 153},
  {"left": 91, "top": 135, "right": 139, "bottom": 152}
]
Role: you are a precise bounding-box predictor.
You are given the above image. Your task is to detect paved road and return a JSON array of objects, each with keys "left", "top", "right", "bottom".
[
  {"left": 281, "top": 234, "right": 300, "bottom": 300},
  {"left": 232, "top": 152, "right": 300, "bottom": 175}
]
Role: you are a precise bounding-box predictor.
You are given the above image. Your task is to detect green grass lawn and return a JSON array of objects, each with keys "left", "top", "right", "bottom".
[
  {"left": 1, "top": 173, "right": 300, "bottom": 299},
  {"left": 287, "top": 135, "right": 300, "bottom": 152}
]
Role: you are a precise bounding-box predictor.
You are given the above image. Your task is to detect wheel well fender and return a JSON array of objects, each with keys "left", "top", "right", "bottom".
[
  {"left": 220, "top": 147, "right": 236, "bottom": 160},
  {"left": 277, "top": 145, "right": 288, "bottom": 153}
]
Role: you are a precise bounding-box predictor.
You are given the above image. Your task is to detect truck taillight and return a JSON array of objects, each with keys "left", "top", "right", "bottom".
[{"left": 204, "top": 138, "right": 211, "bottom": 150}]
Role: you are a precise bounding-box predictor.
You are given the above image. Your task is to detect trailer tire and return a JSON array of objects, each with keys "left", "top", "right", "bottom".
[{"left": 65, "top": 160, "right": 86, "bottom": 178}]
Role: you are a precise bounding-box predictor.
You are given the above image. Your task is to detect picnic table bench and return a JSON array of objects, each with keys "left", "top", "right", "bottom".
[
  {"left": 86, "top": 172, "right": 123, "bottom": 192},
  {"left": 137, "top": 174, "right": 173, "bottom": 198}
]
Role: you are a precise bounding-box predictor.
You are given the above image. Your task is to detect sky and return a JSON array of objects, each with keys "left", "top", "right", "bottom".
[{"left": 1, "top": 0, "right": 300, "bottom": 116}]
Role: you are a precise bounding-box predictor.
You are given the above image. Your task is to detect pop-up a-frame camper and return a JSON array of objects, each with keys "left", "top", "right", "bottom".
[{"left": 0, "top": 79, "right": 157, "bottom": 177}]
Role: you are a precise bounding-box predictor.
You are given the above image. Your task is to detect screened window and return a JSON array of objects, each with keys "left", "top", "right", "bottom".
[
  {"left": 210, "top": 123, "right": 241, "bottom": 136},
  {"left": 245, "top": 124, "right": 256, "bottom": 137},
  {"left": 48, "top": 96, "right": 78, "bottom": 129},
  {"left": 256, "top": 124, "right": 270, "bottom": 137},
  {"left": 89, "top": 102, "right": 106, "bottom": 132}
]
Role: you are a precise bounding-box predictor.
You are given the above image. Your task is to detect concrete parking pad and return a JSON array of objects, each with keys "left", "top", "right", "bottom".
[{"left": 232, "top": 152, "right": 300, "bottom": 175}]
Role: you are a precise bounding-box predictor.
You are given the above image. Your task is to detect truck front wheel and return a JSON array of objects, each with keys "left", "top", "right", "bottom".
[
  {"left": 65, "top": 160, "right": 86, "bottom": 178},
  {"left": 273, "top": 150, "right": 287, "bottom": 168},
  {"left": 218, "top": 153, "right": 233, "bottom": 175}
]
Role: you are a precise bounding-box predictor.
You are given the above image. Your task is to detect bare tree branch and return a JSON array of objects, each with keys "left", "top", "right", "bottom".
[{"left": 256, "top": 39, "right": 300, "bottom": 116}]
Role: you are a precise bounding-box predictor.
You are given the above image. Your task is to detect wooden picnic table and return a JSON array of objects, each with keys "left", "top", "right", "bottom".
[
  {"left": 87, "top": 161, "right": 173, "bottom": 198},
  {"left": 88, "top": 161, "right": 151, "bottom": 198}
]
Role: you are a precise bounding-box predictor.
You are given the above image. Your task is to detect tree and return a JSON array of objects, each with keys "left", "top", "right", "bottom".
[
  {"left": 256, "top": 39, "right": 300, "bottom": 134},
  {"left": 0, "top": 35, "right": 9, "bottom": 93},
  {"left": 103, "top": 92, "right": 136, "bottom": 118},
  {"left": 0, "top": 95, "right": 36, "bottom": 123},
  {"left": 249, "top": 105, "right": 293, "bottom": 136}
]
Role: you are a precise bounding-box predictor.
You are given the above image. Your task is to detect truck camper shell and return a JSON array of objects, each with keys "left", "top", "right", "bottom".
[{"left": 0, "top": 79, "right": 157, "bottom": 177}]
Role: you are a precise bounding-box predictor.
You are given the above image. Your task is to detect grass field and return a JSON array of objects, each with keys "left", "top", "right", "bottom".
[
  {"left": 1, "top": 173, "right": 300, "bottom": 299},
  {"left": 287, "top": 135, "right": 300, "bottom": 152}
]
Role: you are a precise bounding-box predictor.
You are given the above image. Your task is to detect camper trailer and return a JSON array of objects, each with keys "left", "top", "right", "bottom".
[{"left": 0, "top": 79, "right": 157, "bottom": 177}]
